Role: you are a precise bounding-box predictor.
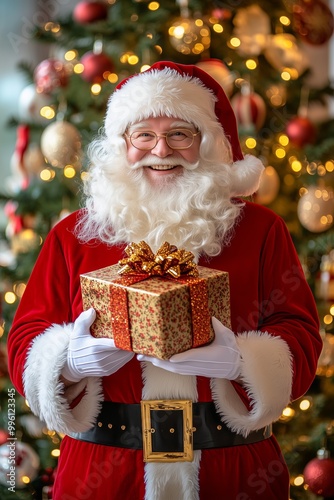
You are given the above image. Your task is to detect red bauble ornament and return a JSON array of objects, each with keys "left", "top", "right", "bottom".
[
  {"left": 231, "top": 88, "right": 266, "bottom": 132},
  {"left": 304, "top": 454, "right": 334, "bottom": 497},
  {"left": 81, "top": 51, "right": 114, "bottom": 83},
  {"left": 293, "top": 0, "right": 334, "bottom": 46},
  {"left": 73, "top": 1, "right": 108, "bottom": 24},
  {"left": 34, "top": 59, "right": 68, "bottom": 94},
  {"left": 285, "top": 116, "right": 317, "bottom": 148}
]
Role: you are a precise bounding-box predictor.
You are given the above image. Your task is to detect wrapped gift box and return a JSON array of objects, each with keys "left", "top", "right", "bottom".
[{"left": 80, "top": 264, "right": 230, "bottom": 360}]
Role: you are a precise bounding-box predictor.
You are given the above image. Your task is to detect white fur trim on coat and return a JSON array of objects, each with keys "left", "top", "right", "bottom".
[
  {"left": 141, "top": 362, "right": 200, "bottom": 500},
  {"left": 230, "top": 154, "right": 265, "bottom": 197},
  {"left": 23, "top": 323, "right": 104, "bottom": 435},
  {"left": 211, "top": 331, "right": 293, "bottom": 437}
]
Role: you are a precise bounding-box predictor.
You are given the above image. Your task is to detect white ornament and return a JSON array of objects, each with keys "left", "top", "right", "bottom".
[{"left": 233, "top": 5, "right": 270, "bottom": 56}]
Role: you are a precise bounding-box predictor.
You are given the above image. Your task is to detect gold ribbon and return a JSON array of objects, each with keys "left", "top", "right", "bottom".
[
  {"left": 118, "top": 241, "right": 199, "bottom": 278},
  {"left": 110, "top": 241, "right": 211, "bottom": 355}
]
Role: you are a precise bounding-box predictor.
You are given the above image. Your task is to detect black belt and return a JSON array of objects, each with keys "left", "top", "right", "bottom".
[{"left": 71, "top": 401, "right": 272, "bottom": 462}]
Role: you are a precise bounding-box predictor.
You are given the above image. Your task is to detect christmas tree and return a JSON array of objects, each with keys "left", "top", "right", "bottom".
[{"left": 0, "top": 0, "right": 334, "bottom": 498}]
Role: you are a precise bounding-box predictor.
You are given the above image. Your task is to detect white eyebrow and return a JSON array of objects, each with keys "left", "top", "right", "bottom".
[{"left": 128, "top": 120, "right": 196, "bottom": 133}]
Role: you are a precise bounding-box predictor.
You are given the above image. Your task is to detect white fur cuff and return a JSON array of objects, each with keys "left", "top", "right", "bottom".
[
  {"left": 211, "top": 331, "right": 293, "bottom": 437},
  {"left": 23, "top": 324, "right": 103, "bottom": 434}
]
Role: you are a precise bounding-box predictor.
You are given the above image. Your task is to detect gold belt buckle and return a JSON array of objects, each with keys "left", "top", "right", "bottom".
[{"left": 140, "top": 399, "right": 193, "bottom": 463}]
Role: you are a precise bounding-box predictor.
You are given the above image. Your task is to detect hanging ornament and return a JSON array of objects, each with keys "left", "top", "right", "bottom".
[
  {"left": 18, "top": 84, "right": 52, "bottom": 124},
  {"left": 285, "top": 115, "right": 317, "bottom": 148},
  {"left": 317, "top": 331, "right": 334, "bottom": 376},
  {"left": 73, "top": 1, "right": 109, "bottom": 24},
  {"left": 231, "top": 83, "right": 266, "bottom": 134},
  {"left": 196, "top": 59, "right": 234, "bottom": 97},
  {"left": 264, "top": 34, "right": 309, "bottom": 77},
  {"left": 297, "top": 185, "right": 334, "bottom": 233},
  {"left": 10, "top": 124, "right": 30, "bottom": 189},
  {"left": 292, "top": 0, "right": 334, "bottom": 46},
  {"left": 316, "top": 250, "right": 334, "bottom": 302},
  {"left": 286, "top": 87, "right": 317, "bottom": 148},
  {"left": 232, "top": 4, "right": 270, "bottom": 56},
  {"left": 304, "top": 447, "right": 334, "bottom": 497},
  {"left": 40, "top": 120, "right": 82, "bottom": 168},
  {"left": 81, "top": 39, "right": 114, "bottom": 84},
  {"left": 255, "top": 166, "right": 280, "bottom": 205},
  {"left": 0, "top": 441, "right": 40, "bottom": 488},
  {"left": 24, "top": 143, "right": 46, "bottom": 177},
  {"left": 34, "top": 58, "right": 69, "bottom": 95}
]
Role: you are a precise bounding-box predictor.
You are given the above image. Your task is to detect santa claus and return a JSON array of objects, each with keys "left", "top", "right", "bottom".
[{"left": 7, "top": 61, "right": 321, "bottom": 499}]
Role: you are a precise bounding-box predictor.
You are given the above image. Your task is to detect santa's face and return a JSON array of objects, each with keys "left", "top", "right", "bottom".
[{"left": 124, "top": 116, "right": 201, "bottom": 186}]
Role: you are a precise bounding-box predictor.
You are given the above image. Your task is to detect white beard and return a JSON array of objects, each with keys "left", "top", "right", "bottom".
[{"left": 76, "top": 153, "right": 243, "bottom": 259}]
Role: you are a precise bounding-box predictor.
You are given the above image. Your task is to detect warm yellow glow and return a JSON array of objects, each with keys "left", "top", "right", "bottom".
[
  {"left": 330, "top": 304, "right": 334, "bottom": 315},
  {"left": 169, "top": 25, "right": 185, "bottom": 39},
  {"left": 230, "top": 37, "right": 241, "bottom": 48},
  {"left": 291, "top": 160, "right": 302, "bottom": 172},
  {"left": 245, "top": 59, "right": 257, "bottom": 70},
  {"left": 21, "top": 476, "right": 31, "bottom": 484},
  {"left": 74, "top": 63, "right": 84, "bottom": 74},
  {"left": 13, "top": 283, "right": 26, "bottom": 298},
  {"left": 280, "top": 16, "right": 290, "bottom": 26},
  {"left": 275, "top": 148, "right": 286, "bottom": 159},
  {"left": 40, "top": 106, "right": 55, "bottom": 120},
  {"left": 283, "top": 407, "right": 294, "bottom": 417},
  {"left": 51, "top": 448, "right": 61, "bottom": 458},
  {"left": 128, "top": 54, "right": 139, "bottom": 65},
  {"left": 40, "top": 169, "right": 53, "bottom": 182},
  {"left": 213, "top": 23, "right": 223, "bottom": 33},
  {"left": 108, "top": 73, "right": 118, "bottom": 83},
  {"left": 81, "top": 171, "right": 89, "bottom": 181},
  {"left": 325, "top": 160, "right": 334, "bottom": 172},
  {"left": 318, "top": 164, "right": 326, "bottom": 176},
  {"left": 91, "top": 83, "right": 101, "bottom": 95},
  {"left": 324, "top": 314, "right": 333, "bottom": 325},
  {"left": 64, "top": 166, "right": 76, "bottom": 178},
  {"left": 278, "top": 134, "right": 289, "bottom": 146},
  {"left": 245, "top": 138, "right": 257, "bottom": 149},
  {"left": 5, "top": 292, "right": 16, "bottom": 304},
  {"left": 65, "top": 50, "right": 77, "bottom": 61},
  {"left": 293, "top": 475, "right": 304, "bottom": 487},
  {"left": 141, "top": 64, "right": 151, "bottom": 72},
  {"left": 193, "top": 43, "right": 204, "bottom": 54},
  {"left": 281, "top": 71, "right": 291, "bottom": 81},
  {"left": 148, "top": 1, "right": 159, "bottom": 11},
  {"left": 195, "top": 19, "right": 204, "bottom": 27},
  {"left": 299, "top": 399, "right": 311, "bottom": 411}
]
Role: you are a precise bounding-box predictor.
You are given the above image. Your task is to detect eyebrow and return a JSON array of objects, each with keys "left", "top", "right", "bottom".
[{"left": 128, "top": 120, "right": 196, "bottom": 132}]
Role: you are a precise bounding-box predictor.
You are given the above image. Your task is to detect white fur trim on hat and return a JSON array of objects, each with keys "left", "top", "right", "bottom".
[
  {"left": 105, "top": 68, "right": 221, "bottom": 139},
  {"left": 23, "top": 323, "right": 104, "bottom": 434},
  {"left": 211, "top": 331, "right": 293, "bottom": 437},
  {"left": 230, "top": 154, "right": 265, "bottom": 197}
]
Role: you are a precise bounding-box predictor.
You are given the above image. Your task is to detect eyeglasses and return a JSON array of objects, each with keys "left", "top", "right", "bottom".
[{"left": 125, "top": 128, "right": 200, "bottom": 151}]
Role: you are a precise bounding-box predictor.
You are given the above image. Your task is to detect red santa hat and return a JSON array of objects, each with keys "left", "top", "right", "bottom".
[{"left": 105, "top": 60, "right": 264, "bottom": 196}]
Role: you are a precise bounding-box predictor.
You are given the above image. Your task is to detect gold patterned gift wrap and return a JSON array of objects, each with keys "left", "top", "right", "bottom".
[{"left": 80, "top": 242, "right": 231, "bottom": 360}]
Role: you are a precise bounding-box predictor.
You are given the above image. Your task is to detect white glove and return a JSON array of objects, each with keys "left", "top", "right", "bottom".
[
  {"left": 62, "top": 308, "right": 135, "bottom": 382},
  {"left": 137, "top": 317, "right": 241, "bottom": 379}
]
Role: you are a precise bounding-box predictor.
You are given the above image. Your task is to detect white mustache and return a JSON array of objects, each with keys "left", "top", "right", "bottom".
[{"left": 129, "top": 155, "right": 199, "bottom": 171}]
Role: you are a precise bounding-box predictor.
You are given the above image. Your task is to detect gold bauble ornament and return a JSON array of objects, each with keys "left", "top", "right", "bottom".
[
  {"left": 41, "top": 121, "right": 82, "bottom": 168},
  {"left": 297, "top": 185, "right": 334, "bottom": 233},
  {"left": 255, "top": 166, "right": 280, "bottom": 205},
  {"left": 168, "top": 17, "right": 210, "bottom": 55}
]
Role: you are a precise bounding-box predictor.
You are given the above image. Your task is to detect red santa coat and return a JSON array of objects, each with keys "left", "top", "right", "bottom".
[{"left": 7, "top": 201, "right": 321, "bottom": 500}]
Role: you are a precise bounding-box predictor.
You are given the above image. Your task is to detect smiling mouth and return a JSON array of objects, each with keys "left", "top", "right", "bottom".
[{"left": 148, "top": 165, "right": 179, "bottom": 171}]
